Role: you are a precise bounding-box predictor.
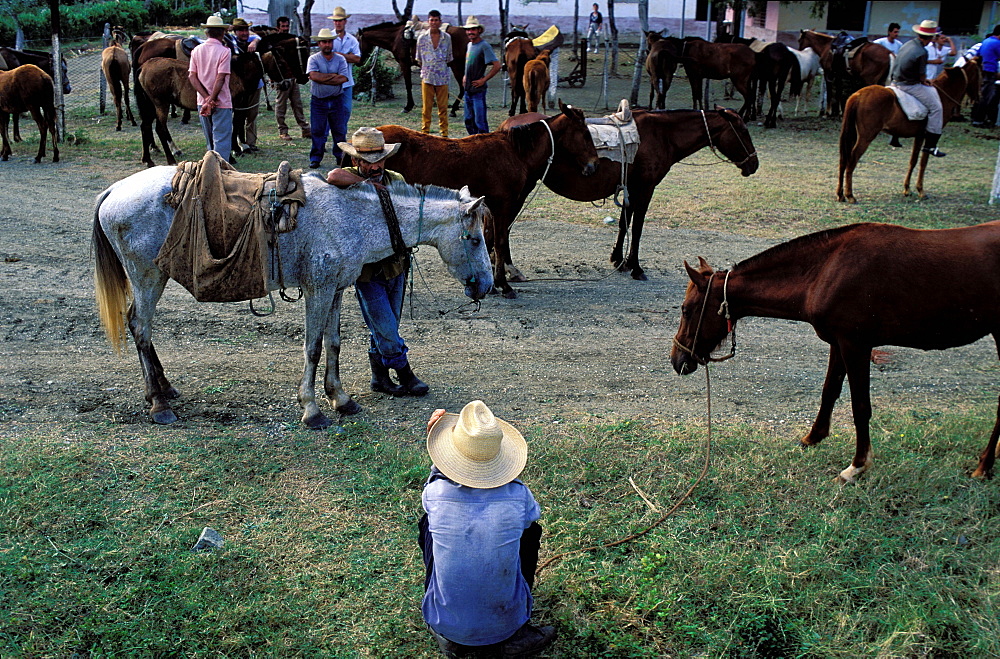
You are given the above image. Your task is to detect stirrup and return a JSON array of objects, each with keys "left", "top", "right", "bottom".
[{"left": 921, "top": 146, "right": 946, "bottom": 158}]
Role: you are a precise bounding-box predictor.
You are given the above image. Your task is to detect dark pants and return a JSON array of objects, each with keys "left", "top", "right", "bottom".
[
  {"left": 309, "top": 94, "right": 348, "bottom": 166},
  {"left": 972, "top": 76, "right": 1000, "bottom": 126}
]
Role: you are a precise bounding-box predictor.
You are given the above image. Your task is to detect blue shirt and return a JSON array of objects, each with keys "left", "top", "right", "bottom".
[
  {"left": 980, "top": 35, "right": 1000, "bottom": 73},
  {"left": 421, "top": 472, "right": 541, "bottom": 646},
  {"left": 307, "top": 51, "right": 350, "bottom": 98},
  {"left": 332, "top": 32, "right": 361, "bottom": 87}
]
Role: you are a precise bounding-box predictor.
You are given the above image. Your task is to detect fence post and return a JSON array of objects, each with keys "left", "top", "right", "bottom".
[{"left": 100, "top": 23, "right": 110, "bottom": 115}]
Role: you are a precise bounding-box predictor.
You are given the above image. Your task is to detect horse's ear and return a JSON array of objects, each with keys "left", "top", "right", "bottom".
[
  {"left": 458, "top": 184, "right": 473, "bottom": 201},
  {"left": 558, "top": 98, "right": 570, "bottom": 114},
  {"left": 462, "top": 196, "right": 486, "bottom": 216},
  {"left": 684, "top": 258, "right": 714, "bottom": 285}
]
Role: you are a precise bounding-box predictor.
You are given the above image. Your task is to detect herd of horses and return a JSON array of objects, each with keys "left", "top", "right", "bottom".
[{"left": 2, "top": 23, "right": 997, "bottom": 481}]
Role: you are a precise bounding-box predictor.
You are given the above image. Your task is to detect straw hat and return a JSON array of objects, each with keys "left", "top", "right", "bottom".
[
  {"left": 462, "top": 16, "right": 485, "bottom": 31},
  {"left": 231, "top": 17, "right": 252, "bottom": 29},
  {"left": 426, "top": 400, "right": 527, "bottom": 489},
  {"left": 912, "top": 20, "right": 939, "bottom": 37},
  {"left": 328, "top": 7, "right": 351, "bottom": 20},
  {"left": 338, "top": 127, "right": 401, "bottom": 163},
  {"left": 201, "top": 15, "right": 231, "bottom": 30},
  {"left": 313, "top": 28, "right": 336, "bottom": 40}
]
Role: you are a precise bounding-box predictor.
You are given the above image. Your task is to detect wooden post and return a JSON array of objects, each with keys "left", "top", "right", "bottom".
[
  {"left": 48, "top": 0, "right": 64, "bottom": 142},
  {"left": 100, "top": 23, "right": 110, "bottom": 115}
]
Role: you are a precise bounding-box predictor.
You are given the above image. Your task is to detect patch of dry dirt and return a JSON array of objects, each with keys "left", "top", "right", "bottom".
[{"left": 1, "top": 158, "right": 997, "bottom": 443}]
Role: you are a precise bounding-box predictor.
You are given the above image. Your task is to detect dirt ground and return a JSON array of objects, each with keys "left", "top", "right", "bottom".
[{"left": 2, "top": 154, "right": 998, "bottom": 446}]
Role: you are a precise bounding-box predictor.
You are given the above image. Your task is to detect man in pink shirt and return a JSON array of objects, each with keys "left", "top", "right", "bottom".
[{"left": 188, "top": 15, "right": 234, "bottom": 162}]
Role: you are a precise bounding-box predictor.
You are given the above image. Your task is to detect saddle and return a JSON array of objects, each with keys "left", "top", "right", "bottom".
[
  {"left": 585, "top": 99, "right": 640, "bottom": 164},
  {"left": 156, "top": 151, "right": 307, "bottom": 303},
  {"left": 888, "top": 84, "right": 930, "bottom": 121},
  {"left": 179, "top": 36, "right": 202, "bottom": 59},
  {"left": 832, "top": 34, "right": 870, "bottom": 76},
  {"left": 746, "top": 38, "right": 770, "bottom": 54}
]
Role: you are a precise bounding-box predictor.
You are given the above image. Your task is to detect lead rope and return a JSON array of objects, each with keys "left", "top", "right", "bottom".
[{"left": 511, "top": 118, "right": 556, "bottom": 223}]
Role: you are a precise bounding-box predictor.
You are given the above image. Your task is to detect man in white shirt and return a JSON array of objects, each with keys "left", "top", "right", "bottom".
[{"left": 873, "top": 22, "right": 903, "bottom": 55}]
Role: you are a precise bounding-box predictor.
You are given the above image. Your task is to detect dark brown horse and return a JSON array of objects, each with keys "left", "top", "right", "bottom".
[
  {"left": 798, "top": 30, "right": 891, "bottom": 117},
  {"left": 0, "top": 64, "right": 58, "bottom": 163},
  {"left": 505, "top": 36, "right": 537, "bottom": 116},
  {"left": 356, "top": 20, "right": 469, "bottom": 114},
  {"left": 645, "top": 32, "right": 679, "bottom": 110},
  {"left": 716, "top": 35, "right": 798, "bottom": 128},
  {"left": 675, "top": 38, "right": 756, "bottom": 119},
  {"left": 377, "top": 101, "right": 600, "bottom": 298},
  {"left": 671, "top": 221, "right": 1000, "bottom": 483},
  {"left": 500, "top": 107, "right": 758, "bottom": 281},
  {"left": 837, "top": 62, "right": 979, "bottom": 203}
]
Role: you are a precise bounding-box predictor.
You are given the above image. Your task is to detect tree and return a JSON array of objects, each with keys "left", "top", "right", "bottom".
[
  {"left": 628, "top": 0, "right": 648, "bottom": 105},
  {"left": 607, "top": 0, "right": 619, "bottom": 71},
  {"left": 391, "top": 0, "right": 415, "bottom": 22}
]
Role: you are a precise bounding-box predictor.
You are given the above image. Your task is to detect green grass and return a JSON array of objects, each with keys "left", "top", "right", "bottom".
[{"left": 3, "top": 406, "right": 1000, "bottom": 656}]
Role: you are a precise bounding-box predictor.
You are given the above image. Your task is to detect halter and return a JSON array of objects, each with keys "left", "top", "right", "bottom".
[
  {"left": 512, "top": 117, "right": 556, "bottom": 223},
  {"left": 699, "top": 110, "right": 757, "bottom": 169},
  {"left": 671, "top": 269, "right": 737, "bottom": 365}
]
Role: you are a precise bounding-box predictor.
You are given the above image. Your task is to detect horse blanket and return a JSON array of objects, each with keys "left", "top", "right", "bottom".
[
  {"left": 585, "top": 99, "right": 640, "bottom": 164},
  {"left": 888, "top": 84, "right": 929, "bottom": 121}
]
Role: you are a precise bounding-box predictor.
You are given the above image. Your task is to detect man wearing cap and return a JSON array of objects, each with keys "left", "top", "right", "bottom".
[
  {"left": 329, "top": 7, "right": 362, "bottom": 153},
  {"left": 420, "top": 402, "right": 557, "bottom": 656},
  {"left": 973, "top": 25, "right": 1000, "bottom": 128},
  {"left": 188, "top": 15, "right": 235, "bottom": 162},
  {"left": 326, "top": 127, "right": 430, "bottom": 397},
  {"left": 891, "top": 20, "right": 947, "bottom": 157},
  {"left": 307, "top": 27, "right": 351, "bottom": 168},
  {"left": 461, "top": 16, "right": 500, "bottom": 134},
  {"left": 229, "top": 18, "right": 262, "bottom": 154},
  {"left": 416, "top": 10, "right": 453, "bottom": 137},
  {"left": 273, "top": 16, "right": 311, "bottom": 141}
]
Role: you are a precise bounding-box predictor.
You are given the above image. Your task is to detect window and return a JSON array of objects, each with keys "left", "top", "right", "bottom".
[{"left": 826, "top": 0, "right": 867, "bottom": 33}]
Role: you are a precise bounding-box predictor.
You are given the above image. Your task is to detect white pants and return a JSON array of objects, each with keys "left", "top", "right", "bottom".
[{"left": 896, "top": 82, "right": 944, "bottom": 134}]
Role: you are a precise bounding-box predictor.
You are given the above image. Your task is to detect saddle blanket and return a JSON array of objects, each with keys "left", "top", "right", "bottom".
[
  {"left": 888, "top": 84, "right": 929, "bottom": 121},
  {"left": 747, "top": 39, "right": 770, "bottom": 53},
  {"left": 585, "top": 99, "right": 640, "bottom": 164}
]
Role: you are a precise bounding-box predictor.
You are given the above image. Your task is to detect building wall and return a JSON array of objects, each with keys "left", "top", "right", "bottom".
[{"left": 869, "top": 1, "right": 940, "bottom": 39}]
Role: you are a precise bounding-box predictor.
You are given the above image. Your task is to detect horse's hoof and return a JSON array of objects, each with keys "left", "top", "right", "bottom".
[
  {"left": 33, "top": 158, "right": 41, "bottom": 164},
  {"left": 172, "top": 151, "right": 183, "bottom": 160},
  {"left": 303, "top": 412, "right": 333, "bottom": 429},
  {"left": 971, "top": 467, "right": 990, "bottom": 479},
  {"left": 846, "top": 197, "right": 856, "bottom": 204},
  {"left": 507, "top": 272, "right": 528, "bottom": 283},
  {"left": 151, "top": 408, "right": 178, "bottom": 424},
  {"left": 116, "top": 126, "right": 122, "bottom": 132},
  {"left": 338, "top": 399, "right": 363, "bottom": 416},
  {"left": 501, "top": 288, "right": 518, "bottom": 299},
  {"left": 52, "top": 156, "right": 59, "bottom": 163},
  {"left": 631, "top": 270, "right": 648, "bottom": 281}
]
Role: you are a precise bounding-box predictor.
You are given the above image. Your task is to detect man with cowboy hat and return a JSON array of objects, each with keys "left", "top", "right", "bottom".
[
  {"left": 228, "top": 17, "right": 263, "bottom": 155},
  {"left": 326, "top": 128, "right": 430, "bottom": 397},
  {"left": 891, "top": 19, "right": 948, "bottom": 157},
  {"left": 419, "top": 402, "right": 557, "bottom": 656},
  {"left": 328, "top": 6, "right": 362, "bottom": 148},
  {"left": 188, "top": 15, "right": 235, "bottom": 162},
  {"left": 461, "top": 16, "right": 500, "bottom": 134},
  {"left": 307, "top": 26, "right": 351, "bottom": 168}
]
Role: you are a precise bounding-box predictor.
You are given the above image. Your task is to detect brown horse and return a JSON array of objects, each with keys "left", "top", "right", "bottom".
[
  {"left": 716, "top": 35, "right": 798, "bottom": 128},
  {"left": 523, "top": 50, "right": 551, "bottom": 113},
  {"left": 136, "top": 54, "right": 265, "bottom": 166},
  {"left": 102, "top": 36, "right": 136, "bottom": 131},
  {"left": 0, "top": 64, "right": 58, "bottom": 163},
  {"left": 645, "top": 32, "right": 679, "bottom": 110},
  {"left": 356, "top": 20, "right": 469, "bottom": 114},
  {"left": 501, "top": 107, "right": 758, "bottom": 281},
  {"left": 798, "top": 30, "right": 891, "bottom": 117},
  {"left": 676, "top": 38, "right": 756, "bottom": 119},
  {"left": 377, "top": 101, "right": 599, "bottom": 298},
  {"left": 837, "top": 62, "right": 980, "bottom": 203},
  {"left": 0, "top": 47, "right": 71, "bottom": 142},
  {"left": 671, "top": 221, "right": 1000, "bottom": 483},
  {"left": 505, "top": 36, "right": 537, "bottom": 116}
]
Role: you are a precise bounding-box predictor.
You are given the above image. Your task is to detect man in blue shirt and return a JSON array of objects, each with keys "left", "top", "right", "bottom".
[
  {"left": 420, "top": 401, "right": 557, "bottom": 656},
  {"left": 461, "top": 16, "right": 500, "bottom": 134},
  {"left": 973, "top": 25, "right": 1000, "bottom": 128},
  {"left": 307, "top": 28, "right": 351, "bottom": 168}
]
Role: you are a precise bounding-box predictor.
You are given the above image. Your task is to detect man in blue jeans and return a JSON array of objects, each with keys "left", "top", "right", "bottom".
[
  {"left": 462, "top": 16, "right": 500, "bottom": 134},
  {"left": 307, "top": 28, "right": 351, "bottom": 168},
  {"left": 326, "top": 127, "right": 429, "bottom": 396}
]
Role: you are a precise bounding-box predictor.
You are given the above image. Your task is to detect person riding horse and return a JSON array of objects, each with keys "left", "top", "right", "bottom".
[{"left": 893, "top": 20, "right": 948, "bottom": 157}]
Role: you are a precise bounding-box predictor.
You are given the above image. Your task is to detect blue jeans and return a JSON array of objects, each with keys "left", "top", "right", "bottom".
[
  {"left": 198, "top": 106, "right": 233, "bottom": 159},
  {"left": 464, "top": 89, "right": 489, "bottom": 135},
  {"left": 310, "top": 94, "right": 349, "bottom": 166},
  {"left": 355, "top": 272, "right": 409, "bottom": 369}
]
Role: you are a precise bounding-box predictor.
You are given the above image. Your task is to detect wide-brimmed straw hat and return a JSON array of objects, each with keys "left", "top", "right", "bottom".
[
  {"left": 201, "top": 15, "right": 231, "bottom": 30},
  {"left": 313, "top": 28, "right": 336, "bottom": 40},
  {"left": 328, "top": 7, "right": 351, "bottom": 20},
  {"left": 912, "top": 20, "right": 939, "bottom": 37},
  {"left": 338, "top": 127, "right": 401, "bottom": 163},
  {"left": 427, "top": 400, "right": 527, "bottom": 489},
  {"left": 462, "top": 16, "right": 485, "bottom": 31},
  {"left": 231, "top": 17, "right": 252, "bottom": 28}
]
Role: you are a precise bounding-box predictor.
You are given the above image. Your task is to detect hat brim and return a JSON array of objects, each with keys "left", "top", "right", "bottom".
[
  {"left": 338, "top": 142, "right": 402, "bottom": 163},
  {"left": 202, "top": 23, "right": 231, "bottom": 29},
  {"left": 427, "top": 413, "right": 528, "bottom": 489},
  {"left": 328, "top": 14, "right": 351, "bottom": 19},
  {"left": 463, "top": 24, "right": 484, "bottom": 30},
  {"left": 912, "top": 25, "right": 937, "bottom": 36}
]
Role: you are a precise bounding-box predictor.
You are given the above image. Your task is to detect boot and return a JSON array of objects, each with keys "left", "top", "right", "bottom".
[
  {"left": 395, "top": 364, "right": 429, "bottom": 396},
  {"left": 501, "top": 623, "right": 557, "bottom": 657},
  {"left": 369, "top": 353, "right": 405, "bottom": 396},
  {"left": 888, "top": 135, "right": 903, "bottom": 148},
  {"left": 921, "top": 132, "right": 946, "bottom": 157}
]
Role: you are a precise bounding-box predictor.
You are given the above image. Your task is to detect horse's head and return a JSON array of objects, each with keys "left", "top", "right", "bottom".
[
  {"left": 962, "top": 59, "right": 981, "bottom": 103},
  {"left": 671, "top": 258, "right": 735, "bottom": 376},
  {"left": 552, "top": 100, "right": 599, "bottom": 176},
  {"left": 713, "top": 105, "right": 759, "bottom": 177},
  {"left": 259, "top": 34, "right": 310, "bottom": 85},
  {"left": 59, "top": 56, "right": 71, "bottom": 94},
  {"left": 428, "top": 185, "right": 494, "bottom": 300}
]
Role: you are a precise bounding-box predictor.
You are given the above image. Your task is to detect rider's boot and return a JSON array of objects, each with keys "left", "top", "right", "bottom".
[{"left": 921, "top": 132, "right": 946, "bottom": 157}]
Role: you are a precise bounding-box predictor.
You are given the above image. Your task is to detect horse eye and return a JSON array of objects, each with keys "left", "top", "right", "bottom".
[{"left": 681, "top": 305, "right": 690, "bottom": 317}]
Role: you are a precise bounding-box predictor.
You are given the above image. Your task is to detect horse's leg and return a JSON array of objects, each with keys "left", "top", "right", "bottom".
[
  {"left": 972, "top": 337, "right": 1000, "bottom": 478},
  {"left": 841, "top": 125, "right": 871, "bottom": 205},
  {"left": 125, "top": 274, "right": 176, "bottom": 424},
  {"left": 322, "top": 288, "right": 361, "bottom": 416},
  {"left": 401, "top": 59, "right": 415, "bottom": 113},
  {"left": 687, "top": 71, "right": 703, "bottom": 110},
  {"left": 610, "top": 202, "right": 631, "bottom": 271},
  {"left": 902, "top": 136, "right": 924, "bottom": 197},
  {"left": 838, "top": 342, "right": 875, "bottom": 484},
  {"left": 765, "top": 77, "right": 780, "bottom": 128},
  {"left": 29, "top": 107, "right": 46, "bottom": 163},
  {"left": 153, "top": 106, "right": 181, "bottom": 164},
  {"left": 0, "top": 111, "right": 11, "bottom": 161},
  {"left": 802, "top": 344, "right": 847, "bottom": 447},
  {"left": 735, "top": 78, "right": 753, "bottom": 120},
  {"left": 489, "top": 210, "right": 517, "bottom": 299},
  {"left": 12, "top": 112, "right": 21, "bottom": 142},
  {"left": 915, "top": 149, "right": 930, "bottom": 199},
  {"left": 298, "top": 288, "right": 353, "bottom": 429},
  {"left": 622, "top": 192, "right": 653, "bottom": 281},
  {"left": 124, "top": 82, "right": 137, "bottom": 126}
]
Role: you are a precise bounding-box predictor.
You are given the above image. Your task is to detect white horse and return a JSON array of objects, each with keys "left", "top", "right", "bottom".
[
  {"left": 786, "top": 46, "right": 821, "bottom": 115},
  {"left": 93, "top": 167, "right": 493, "bottom": 429}
]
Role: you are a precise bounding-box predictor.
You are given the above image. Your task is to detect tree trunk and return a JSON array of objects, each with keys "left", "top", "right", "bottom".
[
  {"left": 303, "top": 0, "right": 315, "bottom": 39},
  {"left": 48, "top": 0, "right": 63, "bottom": 142},
  {"left": 572, "top": 0, "right": 579, "bottom": 61},
  {"left": 608, "top": 0, "right": 619, "bottom": 72},
  {"left": 457, "top": 0, "right": 463, "bottom": 27},
  {"left": 629, "top": 0, "right": 648, "bottom": 105}
]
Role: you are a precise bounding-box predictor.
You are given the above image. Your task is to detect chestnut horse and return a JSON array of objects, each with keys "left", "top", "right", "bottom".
[
  {"left": 671, "top": 221, "right": 1000, "bottom": 483},
  {"left": 523, "top": 50, "right": 551, "bottom": 113},
  {"left": 0, "top": 47, "right": 71, "bottom": 142},
  {"left": 501, "top": 107, "right": 757, "bottom": 281},
  {"left": 676, "top": 38, "right": 756, "bottom": 120},
  {"left": 716, "top": 35, "right": 798, "bottom": 128},
  {"left": 505, "top": 36, "right": 537, "bottom": 116},
  {"left": 645, "top": 32, "right": 679, "bottom": 110},
  {"left": 377, "top": 101, "right": 599, "bottom": 298},
  {"left": 102, "top": 31, "right": 136, "bottom": 131},
  {"left": 356, "top": 20, "right": 468, "bottom": 114},
  {"left": 0, "top": 64, "right": 58, "bottom": 163},
  {"left": 837, "top": 62, "right": 980, "bottom": 203},
  {"left": 798, "top": 30, "right": 890, "bottom": 118}
]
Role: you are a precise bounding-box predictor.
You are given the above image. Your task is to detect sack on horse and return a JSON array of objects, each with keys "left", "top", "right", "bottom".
[{"left": 155, "top": 151, "right": 306, "bottom": 302}]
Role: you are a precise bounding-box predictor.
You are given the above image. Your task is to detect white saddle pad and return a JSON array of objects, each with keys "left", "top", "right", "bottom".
[
  {"left": 586, "top": 121, "right": 640, "bottom": 164},
  {"left": 889, "top": 85, "right": 929, "bottom": 121}
]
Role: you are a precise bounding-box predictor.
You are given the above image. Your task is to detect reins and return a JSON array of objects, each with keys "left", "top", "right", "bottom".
[{"left": 674, "top": 110, "right": 757, "bottom": 169}]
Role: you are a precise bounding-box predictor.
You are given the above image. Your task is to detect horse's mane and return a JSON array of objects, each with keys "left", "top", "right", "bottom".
[
  {"left": 340, "top": 181, "right": 491, "bottom": 227},
  {"left": 360, "top": 20, "right": 403, "bottom": 32},
  {"left": 735, "top": 224, "right": 860, "bottom": 271}
]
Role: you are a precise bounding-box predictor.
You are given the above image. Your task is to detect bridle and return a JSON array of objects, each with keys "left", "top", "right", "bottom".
[
  {"left": 700, "top": 110, "right": 757, "bottom": 169},
  {"left": 671, "top": 269, "right": 737, "bottom": 365}
]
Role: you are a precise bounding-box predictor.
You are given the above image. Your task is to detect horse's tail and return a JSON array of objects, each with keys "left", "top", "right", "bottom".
[
  {"left": 92, "top": 188, "right": 132, "bottom": 354},
  {"left": 788, "top": 51, "right": 803, "bottom": 97},
  {"left": 839, "top": 93, "right": 860, "bottom": 164}
]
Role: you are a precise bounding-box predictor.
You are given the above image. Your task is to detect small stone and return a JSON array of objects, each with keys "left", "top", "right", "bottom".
[
  {"left": 602, "top": 216, "right": 616, "bottom": 225},
  {"left": 191, "top": 527, "right": 225, "bottom": 552}
]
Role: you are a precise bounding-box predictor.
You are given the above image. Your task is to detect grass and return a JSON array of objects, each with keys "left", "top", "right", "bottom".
[{"left": 3, "top": 407, "right": 1000, "bottom": 656}]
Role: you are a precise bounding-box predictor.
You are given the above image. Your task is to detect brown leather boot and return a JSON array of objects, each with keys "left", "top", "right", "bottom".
[
  {"left": 501, "top": 623, "right": 556, "bottom": 656},
  {"left": 369, "top": 353, "right": 405, "bottom": 396},
  {"left": 395, "top": 364, "right": 429, "bottom": 396}
]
